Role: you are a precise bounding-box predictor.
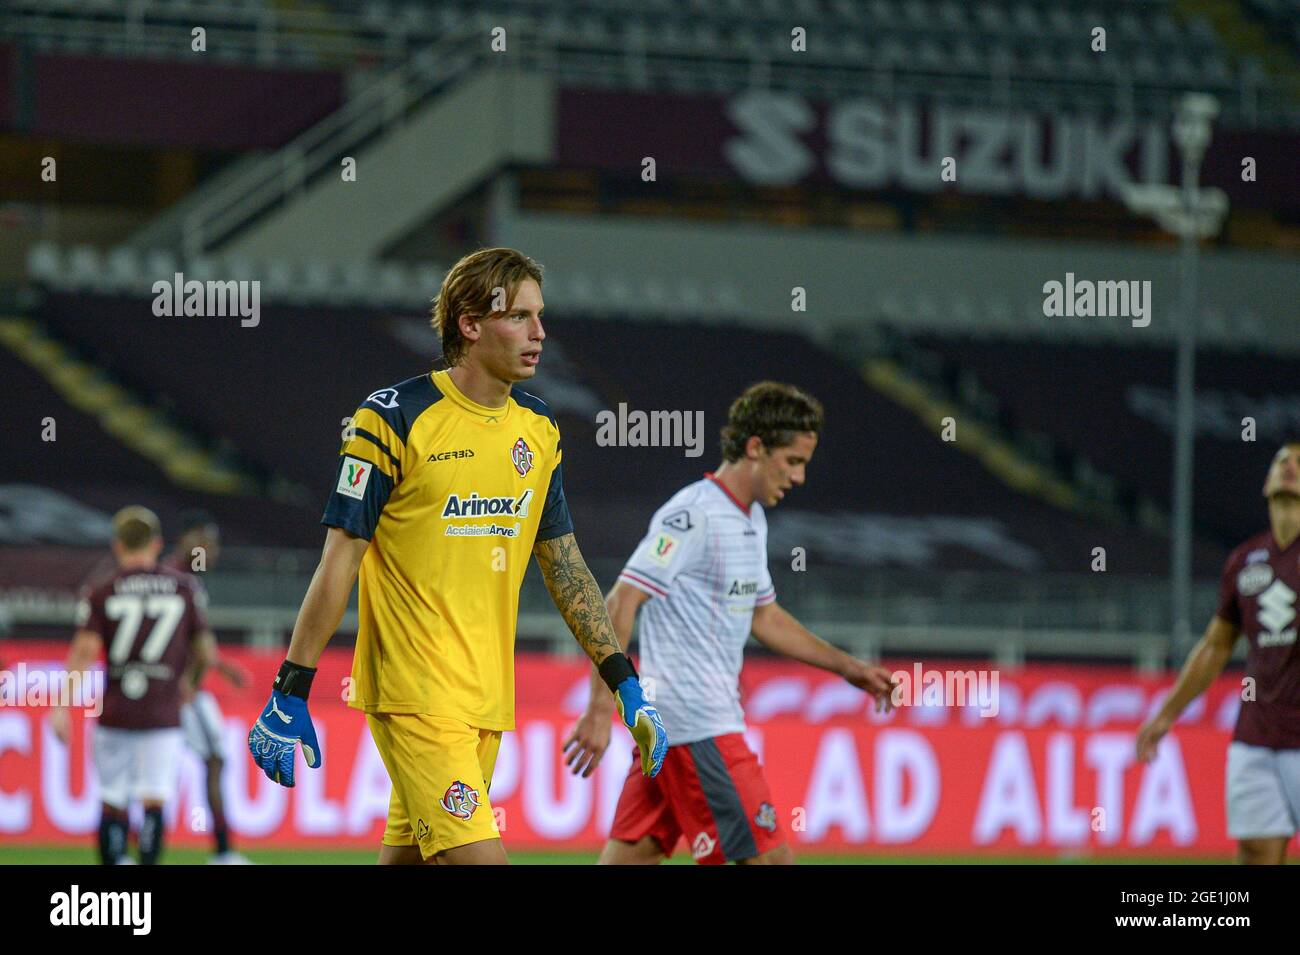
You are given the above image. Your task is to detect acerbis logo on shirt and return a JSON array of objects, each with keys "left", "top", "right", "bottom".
[
  {"left": 662, "top": 509, "right": 694, "bottom": 532},
  {"left": 366, "top": 388, "right": 400, "bottom": 409},
  {"left": 428, "top": 449, "right": 475, "bottom": 462}
]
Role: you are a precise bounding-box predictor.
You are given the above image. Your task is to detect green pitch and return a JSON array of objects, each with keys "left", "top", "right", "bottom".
[{"left": 0, "top": 845, "right": 1234, "bottom": 865}]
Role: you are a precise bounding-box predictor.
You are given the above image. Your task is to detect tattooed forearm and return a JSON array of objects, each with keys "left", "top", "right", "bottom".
[{"left": 532, "top": 533, "right": 623, "bottom": 665}]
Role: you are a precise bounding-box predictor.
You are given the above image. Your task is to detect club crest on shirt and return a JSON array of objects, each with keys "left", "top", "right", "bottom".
[
  {"left": 511, "top": 437, "right": 534, "bottom": 476},
  {"left": 754, "top": 802, "right": 777, "bottom": 833},
  {"left": 439, "top": 781, "right": 481, "bottom": 820},
  {"left": 1238, "top": 563, "right": 1274, "bottom": 597}
]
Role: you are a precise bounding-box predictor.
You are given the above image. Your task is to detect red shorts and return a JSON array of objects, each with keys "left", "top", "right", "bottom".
[{"left": 609, "top": 733, "right": 785, "bottom": 864}]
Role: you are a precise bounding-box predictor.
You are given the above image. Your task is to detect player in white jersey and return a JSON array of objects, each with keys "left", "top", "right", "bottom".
[
  {"left": 167, "top": 512, "right": 253, "bottom": 864},
  {"left": 564, "top": 382, "right": 897, "bottom": 864}
]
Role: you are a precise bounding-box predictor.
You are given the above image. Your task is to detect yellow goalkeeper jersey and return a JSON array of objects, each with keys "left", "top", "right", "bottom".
[{"left": 322, "top": 369, "right": 572, "bottom": 730}]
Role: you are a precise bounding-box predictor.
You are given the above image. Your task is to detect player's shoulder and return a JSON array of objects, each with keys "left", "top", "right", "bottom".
[
  {"left": 354, "top": 373, "right": 443, "bottom": 441},
  {"left": 649, "top": 480, "right": 714, "bottom": 531},
  {"left": 509, "top": 385, "right": 558, "bottom": 427},
  {"left": 80, "top": 570, "right": 114, "bottom": 603},
  {"left": 160, "top": 551, "right": 206, "bottom": 585},
  {"left": 169, "top": 568, "right": 210, "bottom": 616},
  {"left": 665, "top": 478, "right": 713, "bottom": 507},
  {"left": 1225, "top": 531, "right": 1273, "bottom": 570},
  {"left": 155, "top": 563, "right": 205, "bottom": 594}
]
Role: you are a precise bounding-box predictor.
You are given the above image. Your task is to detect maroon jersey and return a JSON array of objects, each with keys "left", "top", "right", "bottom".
[
  {"left": 1216, "top": 531, "right": 1300, "bottom": 749},
  {"left": 76, "top": 564, "right": 209, "bottom": 730},
  {"left": 161, "top": 551, "right": 194, "bottom": 575}
]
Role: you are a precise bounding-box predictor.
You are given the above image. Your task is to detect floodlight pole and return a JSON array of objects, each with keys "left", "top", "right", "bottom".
[
  {"left": 1122, "top": 94, "right": 1226, "bottom": 656},
  {"left": 1168, "top": 94, "right": 1218, "bottom": 653},
  {"left": 1169, "top": 172, "right": 1199, "bottom": 653}
]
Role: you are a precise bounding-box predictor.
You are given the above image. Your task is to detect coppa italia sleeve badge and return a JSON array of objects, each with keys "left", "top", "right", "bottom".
[
  {"left": 511, "top": 437, "right": 534, "bottom": 476},
  {"left": 336, "top": 456, "right": 371, "bottom": 499},
  {"left": 439, "top": 781, "right": 481, "bottom": 819},
  {"left": 647, "top": 532, "right": 679, "bottom": 565}
]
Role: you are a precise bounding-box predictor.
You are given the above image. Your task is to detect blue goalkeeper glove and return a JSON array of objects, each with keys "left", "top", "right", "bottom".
[
  {"left": 248, "top": 662, "right": 320, "bottom": 788},
  {"left": 601, "top": 655, "right": 667, "bottom": 777}
]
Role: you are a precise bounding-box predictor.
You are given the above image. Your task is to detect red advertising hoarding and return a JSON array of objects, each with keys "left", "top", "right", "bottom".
[{"left": 0, "top": 642, "right": 1249, "bottom": 856}]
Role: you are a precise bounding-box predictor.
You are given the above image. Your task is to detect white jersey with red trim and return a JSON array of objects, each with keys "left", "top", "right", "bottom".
[{"left": 618, "top": 475, "right": 775, "bottom": 746}]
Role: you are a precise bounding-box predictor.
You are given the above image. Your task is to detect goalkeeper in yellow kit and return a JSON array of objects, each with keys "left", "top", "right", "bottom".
[{"left": 247, "top": 248, "right": 666, "bottom": 864}]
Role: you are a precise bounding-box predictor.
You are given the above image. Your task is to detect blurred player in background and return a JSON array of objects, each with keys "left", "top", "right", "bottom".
[
  {"left": 166, "top": 511, "right": 252, "bottom": 865},
  {"left": 1138, "top": 441, "right": 1300, "bottom": 864},
  {"left": 564, "top": 382, "right": 898, "bottom": 864},
  {"left": 247, "top": 248, "right": 665, "bottom": 864},
  {"left": 53, "top": 506, "right": 216, "bottom": 865}
]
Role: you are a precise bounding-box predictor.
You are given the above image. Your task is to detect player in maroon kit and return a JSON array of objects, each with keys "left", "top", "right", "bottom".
[
  {"left": 53, "top": 506, "right": 216, "bottom": 865},
  {"left": 1137, "top": 441, "right": 1300, "bottom": 864}
]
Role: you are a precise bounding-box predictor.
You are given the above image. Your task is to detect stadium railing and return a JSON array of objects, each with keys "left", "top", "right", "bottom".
[
  {"left": 1, "top": 550, "right": 1224, "bottom": 667},
  {"left": 8, "top": 0, "right": 1294, "bottom": 126}
]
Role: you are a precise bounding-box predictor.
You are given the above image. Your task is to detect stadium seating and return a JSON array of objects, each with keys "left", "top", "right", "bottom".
[
  {"left": 5, "top": 0, "right": 1292, "bottom": 122},
  {"left": 0, "top": 333, "right": 319, "bottom": 557},
  {"left": 910, "top": 333, "right": 1298, "bottom": 549},
  {"left": 18, "top": 293, "right": 1229, "bottom": 577}
]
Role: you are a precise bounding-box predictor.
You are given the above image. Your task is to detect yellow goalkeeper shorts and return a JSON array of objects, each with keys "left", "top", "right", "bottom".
[{"left": 366, "top": 712, "right": 502, "bottom": 859}]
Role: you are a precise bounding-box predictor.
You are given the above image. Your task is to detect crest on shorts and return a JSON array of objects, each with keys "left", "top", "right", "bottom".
[
  {"left": 511, "top": 437, "right": 534, "bottom": 477},
  {"left": 754, "top": 802, "right": 777, "bottom": 833},
  {"left": 439, "top": 781, "right": 481, "bottom": 820}
]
